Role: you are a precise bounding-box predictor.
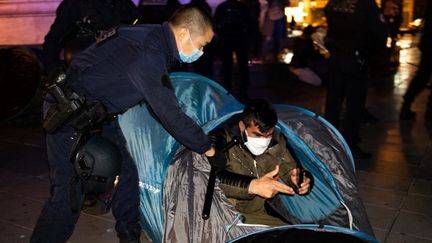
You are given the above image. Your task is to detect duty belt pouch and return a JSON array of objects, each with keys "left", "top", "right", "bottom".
[
  {"left": 44, "top": 95, "right": 109, "bottom": 133},
  {"left": 68, "top": 100, "right": 108, "bottom": 132},
  {"left": 43, "top": 100, "right": 81, "bottom": 133},
  {"left": 43, "top": 73, "right": 84, "bottom": 133},
  {"left": 42, "top": 71, "right": 109, "bottom": 133}
]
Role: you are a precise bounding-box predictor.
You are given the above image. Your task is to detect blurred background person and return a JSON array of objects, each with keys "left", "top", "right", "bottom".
[
  {"left": 138, "top": 0, "right": 181, "bottom": 24},
  {"left": 382, "top": 0, "right": 402, "bottom": 69},
  {"left": 324, "top": 0, "right": 390, "bottom": 159},
  {"left": 243, "top": 0, "right": 262, "bottom": 62},
  {"left": 383, "top": 0, "right": 402, "bottom": 48},
  {"left": 190, "top": 0, "right": 216, "bottom": 78},
  {"left": 214, "top": 0, "right": 252, "bottom": 101},
  {"left": 261, "top": 0, "right": 289, "bottom": 62},
  {"left": 400, "top": 2, "right": 432, "bottom": 120},
  {"left": 289, "top": 25, "right": 328, "bottom": 86},
  {"left": 43, "top": 0, "right": 139, "bottom": 75}
]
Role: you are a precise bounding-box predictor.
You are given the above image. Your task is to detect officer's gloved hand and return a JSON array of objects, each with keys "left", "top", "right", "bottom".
[
  {"left": 206, "top": 146, "right": 227, "bottom": 169},
  {"left": 206, "top": 134, "right": 239, "bottom": 169}
]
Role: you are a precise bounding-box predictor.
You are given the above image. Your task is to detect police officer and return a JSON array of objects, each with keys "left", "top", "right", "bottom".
[
  {"left": 214, "top": 0, "right": 252, "bottom": 101},
  {"left": 31, "top": 5, "right": 215, "bottom": 243},
  {"left": 324, "top": 0, "right": 388, "bottom": 159},
  {"left": 42, "top": 0, "right": 139, "bottom": 74},
  {"left": 400, "top": 2, "right": 432, "bottom": 120},
  {"left": 42, "top": 0, "right": 139, "bottom": 216}
]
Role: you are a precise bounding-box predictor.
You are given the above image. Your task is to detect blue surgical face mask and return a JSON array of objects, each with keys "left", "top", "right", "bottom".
[{"left": 179, "top": 31, "right": 204, "bottom": 63}]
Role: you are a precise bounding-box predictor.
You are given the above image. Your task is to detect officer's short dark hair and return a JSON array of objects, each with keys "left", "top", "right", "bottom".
[
  {"left": 169, "top": 4, "right": 213, "bottom": 38},
  {"left": 241, "top": 99, "right": 278, "bottom": 133}
]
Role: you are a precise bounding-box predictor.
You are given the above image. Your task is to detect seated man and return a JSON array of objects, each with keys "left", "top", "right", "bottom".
[{"left": 209, "top": 99, "right": 312, "bottom": 226}]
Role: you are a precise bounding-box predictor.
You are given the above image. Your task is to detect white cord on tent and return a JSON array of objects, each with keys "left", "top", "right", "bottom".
[
  {"left": 225, "top": 213, "right": 244, "bottom": 232},
  {"left": 341, "top": 201, "right": 353, "bottom": 230}
]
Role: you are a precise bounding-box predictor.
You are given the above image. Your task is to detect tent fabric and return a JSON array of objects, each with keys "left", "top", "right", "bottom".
[
  {"left": 228, "top": 224, "right": 378, "bottom": 243},
  {"left": 271, "top": 105, "right": 373, "bottom": 236},
  {"left": 118, "top": 72, "right": 375, "bottom": 242},
  {"left": 163, "top": 148, "right": 267, "bottom": 243},
  {"left": 118, "top": 72, "right": 243, "bottom": 242}
]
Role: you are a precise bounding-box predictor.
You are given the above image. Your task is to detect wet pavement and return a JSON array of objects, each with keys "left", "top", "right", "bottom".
[{"left": 1, "top": 34, "right": 432, "bottom": 242}]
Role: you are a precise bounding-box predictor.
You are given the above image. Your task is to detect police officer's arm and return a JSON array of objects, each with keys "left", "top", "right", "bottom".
[
  {"left": 128, "top": 52, "right": 211, "bottom": 154},
  {"left": 42, "top": 0, "right": 78, "bottom": 73}
]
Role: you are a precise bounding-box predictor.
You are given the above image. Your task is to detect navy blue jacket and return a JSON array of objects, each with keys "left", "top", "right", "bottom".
[{"left": 68, "top": 22, "right": 211, "bottom": 154}]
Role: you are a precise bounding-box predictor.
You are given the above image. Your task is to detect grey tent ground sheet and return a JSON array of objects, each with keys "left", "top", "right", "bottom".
[{"left": 163, "top": 149, "right": 267, "bottom": 243}]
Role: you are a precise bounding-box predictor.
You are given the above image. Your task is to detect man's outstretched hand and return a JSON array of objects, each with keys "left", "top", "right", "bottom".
[
  {"left": 248, "top": 166, "right": 295, "bottom": 199},
  {"left": 248, "top": 166, "right": 312, "bottom": 198}
]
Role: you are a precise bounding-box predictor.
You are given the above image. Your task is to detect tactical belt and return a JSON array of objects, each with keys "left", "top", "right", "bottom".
[{"left": 42, "top": 70, "right": 113, "bottom": 134}]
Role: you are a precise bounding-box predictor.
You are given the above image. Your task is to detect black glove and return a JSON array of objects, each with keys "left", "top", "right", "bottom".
[
  {"left": 206, "top": 135, "right": 239, "bottom": 169},
  {"left": 206, "top": 146, "right": 227, "bottom": 169}
]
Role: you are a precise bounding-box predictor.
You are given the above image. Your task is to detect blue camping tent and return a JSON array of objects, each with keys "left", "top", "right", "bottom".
[{"left": 118, "top": 72, "right": 376, "bottom": 243}]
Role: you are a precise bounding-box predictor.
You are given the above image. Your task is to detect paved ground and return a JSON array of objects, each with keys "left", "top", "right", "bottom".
[{"left": 1, "top": 35, "right": 431, "bottom": 242}]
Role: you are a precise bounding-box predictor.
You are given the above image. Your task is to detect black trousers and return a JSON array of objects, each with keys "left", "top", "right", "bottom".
[
  {"left": 324, "top": 53, "right": 368, "bottom": 144},
  {"left": 219, "top": 37, "right": 250, "bottom": 95},
  {"left": 30, "top": 102, "right": 140, "bottom": 243},
  {"left": 403, "top": 51, "right": 432, "bottom": 105}
]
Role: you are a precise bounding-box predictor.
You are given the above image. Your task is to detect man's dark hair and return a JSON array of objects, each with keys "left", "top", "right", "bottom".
[
  {"left": 241, "top": 99, "right": 278, "bottom": 133},
  {"left": 168, "top": 4, "right": 213, "bottom": 38}
]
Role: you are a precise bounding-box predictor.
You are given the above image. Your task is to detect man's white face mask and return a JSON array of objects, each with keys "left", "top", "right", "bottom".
[{"left": 244, "top": 130, "right": 272, "bottom": 156}]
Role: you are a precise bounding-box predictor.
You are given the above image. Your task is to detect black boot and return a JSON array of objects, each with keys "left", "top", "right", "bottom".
[{"left": 117, "top": 225, "right": 141, "bottom": 243}]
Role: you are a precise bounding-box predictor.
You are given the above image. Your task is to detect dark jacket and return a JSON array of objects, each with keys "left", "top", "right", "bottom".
[
  {"left": 214, "top": 0, "right": 252, "bottom": 38},
  {"left": 324, "top": 0, "right": 388, "bottom": 61},
  {"left": 420, "top": 2, "right": 432, "bottom": 53},
  {"left": 66, "top": 23, "right": 211, "bottom": 154},
  {"left": 43, "top": 0, "right": 138, "bottom": 72},
  {"left": 209, "top": 115, "right": 297, "bottom": 218}
]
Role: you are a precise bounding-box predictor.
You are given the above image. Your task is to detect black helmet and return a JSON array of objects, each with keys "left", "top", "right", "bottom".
[{"left": 74, "top": 135, "right": 122, "bottom": 194}]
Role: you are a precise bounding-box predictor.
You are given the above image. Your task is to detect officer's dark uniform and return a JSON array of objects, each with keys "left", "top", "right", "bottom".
[
  {"left": 324, "top": 0, "right": 387, "bottom": 148},
  {"left": 31, "top": 23, "right": 212, "bottom": 242},
  {"left": 400, "top": 2, "right": 432, "bottom": 119},
  {"left": 42, "top": 0, "right": 138, "bottom": 73}
]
